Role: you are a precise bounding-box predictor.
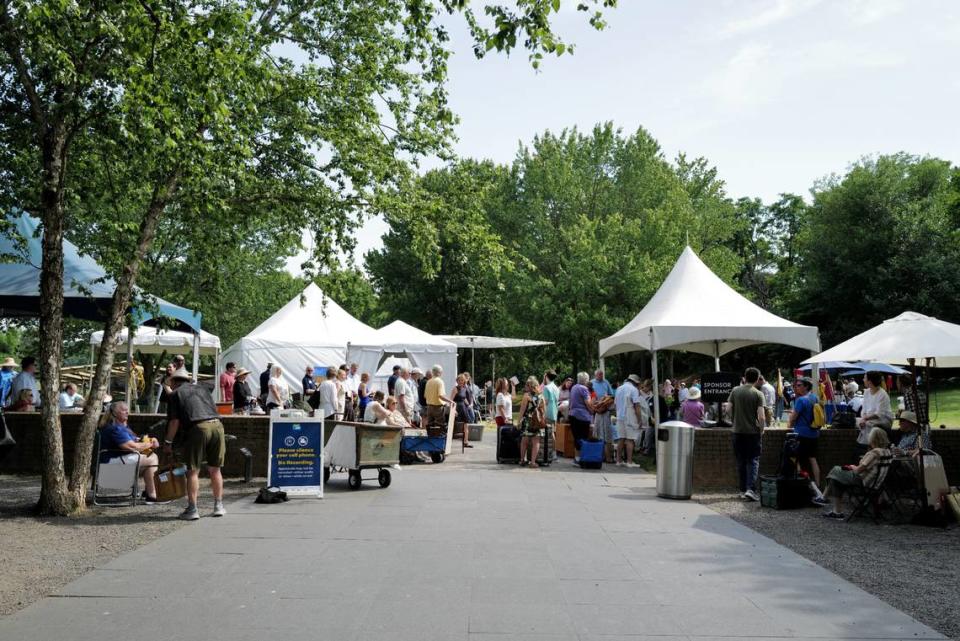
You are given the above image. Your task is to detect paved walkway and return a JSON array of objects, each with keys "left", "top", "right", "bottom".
[{"left": 0, "top": 435, "right": 944, "bottom": 641}]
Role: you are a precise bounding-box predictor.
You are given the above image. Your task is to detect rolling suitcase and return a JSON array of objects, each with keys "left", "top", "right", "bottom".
[
  {"left": 537, "top": 427, "right": 554, "bottom": 466},
  {"left": 578, "top": 438, "right": 603, "bottom": 469},
  {"left": 496, "top": 424, "right": 521, "bottom": 464}
]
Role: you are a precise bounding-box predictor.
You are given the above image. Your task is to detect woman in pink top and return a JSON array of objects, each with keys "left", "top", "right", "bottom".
[{"left": 680, "top": 386, "right": 705, "bottom": 427}]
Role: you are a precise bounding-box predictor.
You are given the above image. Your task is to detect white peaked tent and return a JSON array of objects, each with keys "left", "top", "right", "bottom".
[
  {"left": 803, "top": 311, "right": 960, "bottom": 368},
  {"left": 220, "top": 283, "right": 380, "bottom": 395},
  {"left": 600, "top": 246, "right": 821, "bottom": 426},
  {"left": 347, "top": 320, "right": 457, "bottom": 392}
]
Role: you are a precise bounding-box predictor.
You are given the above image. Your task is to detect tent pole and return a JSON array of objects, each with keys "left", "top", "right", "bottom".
[
  {"left": 215, "top": 346, "right": 221, "bottom": 402},
  {"left": 88, "top": 344, "right": 95, "bottom": 397},
  {"left": 651, "top": 350, "right": 660, "bottom": 428},
  {"left": 714, "top": 340, "right": 720, "bottom": 373},
  {"left": 192, "top": 333, "right": 200, "bottom": 384},
  {"left": 491, "top": 353, "right": 496, "bottom": 387}
]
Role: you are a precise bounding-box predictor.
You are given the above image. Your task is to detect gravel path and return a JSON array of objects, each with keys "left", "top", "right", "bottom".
[
  {"left": 698, "top": 491, "right": 960, "bottom": 640},
  {"left": 0, "top": 475, "right": 261, "bottom": 616}
]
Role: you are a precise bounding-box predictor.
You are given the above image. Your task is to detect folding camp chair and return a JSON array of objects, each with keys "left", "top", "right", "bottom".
[
  {"left": 846, "top": 454, "right": 894, "bottom": 523},
  {"left": 91, "top": 429, "right": 151, "bottom": 506},
  {"left": 883, "top": 457, "right": 926, "bottom": 523}
]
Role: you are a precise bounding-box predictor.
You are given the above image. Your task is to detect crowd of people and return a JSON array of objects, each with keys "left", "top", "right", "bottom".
[{"left": 725, "top": 366, "right": 935, "bottom": 521}]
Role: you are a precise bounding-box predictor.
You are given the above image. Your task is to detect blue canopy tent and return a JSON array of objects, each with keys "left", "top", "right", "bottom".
[{"left": 0, "top": 212, "right": 203, "bottom": 402}]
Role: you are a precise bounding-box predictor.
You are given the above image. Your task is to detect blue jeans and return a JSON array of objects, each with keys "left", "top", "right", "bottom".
[{"left": 732, "top": 433, "right": 762, "bottom": 493}]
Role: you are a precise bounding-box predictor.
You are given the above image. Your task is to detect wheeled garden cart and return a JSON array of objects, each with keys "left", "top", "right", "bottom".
[{"left": 324, "top": 423, "right": 402, "bottom": 490}]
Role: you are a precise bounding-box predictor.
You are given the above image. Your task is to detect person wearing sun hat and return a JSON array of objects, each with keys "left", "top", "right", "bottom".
[
  {"left": 680, "top": 385, "right": 705, "bottom": 427},
  {"left": 232, "top": 368, "right": 256, "bottom": 412},
  {"left": 162, "top": 367, "right": 226, "bottom": 520},
  {"left": 0, "top": 356, "right": 18, "bottom": 408}
]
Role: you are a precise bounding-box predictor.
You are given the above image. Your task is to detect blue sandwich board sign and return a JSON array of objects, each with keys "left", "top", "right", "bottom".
[{"left": 267, "top": 410, "right": 324, "bottom": 498}]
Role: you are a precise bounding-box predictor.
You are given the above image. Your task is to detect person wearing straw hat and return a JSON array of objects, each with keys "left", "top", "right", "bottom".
[
  {"left": 0, "top": 356, "right": 17, "bottom": 408},
  {"left": 232, "top": 368, "right": 256, "bottom": 413},
  {"left": 892, "top": 410, "right": 931, "bottom": 457},
  {"left": 162, "top": 368, "right": 226, "bottom": 520}
]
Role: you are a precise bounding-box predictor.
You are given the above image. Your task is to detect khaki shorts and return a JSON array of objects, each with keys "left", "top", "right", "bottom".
[{"left": 186, "top": 419, "right": 226, "bottom": 470}]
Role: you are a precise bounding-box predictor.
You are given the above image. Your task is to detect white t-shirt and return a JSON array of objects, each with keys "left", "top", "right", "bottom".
[
  {"left": 267, "top": 375, "right": 288, "bottom": 407},
  {"left": 395, "top": 377, "right": 416, "bottom": 418},
  {"left": 862, "top": 387, "right": 892, "bottom": 421},
  {"left": 318, "top": 380, "right": 338, "bottom": 417},
  {"left": 58, "top": 391, "right": 82, "bottom": 410},
  {"left": 760, "top": 382, "right": 775, "bottom": 407},
  {"left": 496, "top": 392, "right": 512, "bottom": 422}
]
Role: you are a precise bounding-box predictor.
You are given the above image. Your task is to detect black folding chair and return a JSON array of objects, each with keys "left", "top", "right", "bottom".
[{"left": 846, "top": 455, "right": 894, "bottom": 523}]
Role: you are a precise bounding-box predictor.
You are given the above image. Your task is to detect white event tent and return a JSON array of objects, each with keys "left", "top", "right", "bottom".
[
  {"left": 803, "top": 311, "right": 960, "bottom": 369},
  {"left": 90, "top": 326, "right": 221, "bottom": 356},
  {"left": 220, "top": 283, "right": 380, "bottom": 396},
  {"left": 599, "top": 246, "right": 821, "bottom": 426},
  {"left": 347, "top": 320, "right": 457, "bottom": 392}
]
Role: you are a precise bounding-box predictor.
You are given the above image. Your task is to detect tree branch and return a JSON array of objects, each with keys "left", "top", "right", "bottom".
[{"left": 0, "top": 2, "right": 46, "bottom": 127}]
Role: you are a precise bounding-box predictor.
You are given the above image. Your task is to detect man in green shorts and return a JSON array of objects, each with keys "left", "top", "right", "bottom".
[{"left": 162, "top": 368, "right": 226, "bottom": 520}]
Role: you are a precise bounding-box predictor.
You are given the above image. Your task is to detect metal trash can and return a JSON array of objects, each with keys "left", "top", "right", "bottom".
[{"left": 656, "top": 420, "right": 695, "bottom": 499}]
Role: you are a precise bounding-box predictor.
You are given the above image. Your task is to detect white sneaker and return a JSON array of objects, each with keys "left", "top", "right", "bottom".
[
  {"left": 617, "top": 461, "right": 626, "bottom": 467},
  {"left": 744, "top": 489, "right": 760, "bottom": 502},
  {"left": 626, "top": 462, "right": 639, "bottom": 469},
  {"left": 212, "top": 500, "right": 226, "bottom": 517}
]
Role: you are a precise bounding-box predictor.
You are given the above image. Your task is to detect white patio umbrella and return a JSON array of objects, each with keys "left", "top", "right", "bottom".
[{"left": 802, "top": 312, "right": 960, "bottom": 368}]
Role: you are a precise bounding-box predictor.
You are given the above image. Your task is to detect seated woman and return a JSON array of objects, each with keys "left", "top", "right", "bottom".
[
  {"left": 517, "top": 376, "right": 545, "bottom": 468},
  {"left": 8, "top": 388, "right": 35, "bottom": 411},
  {"left": 821, "top": 427, "right": 891, "bottom": 520},
  {"left": 98, "top": 401, "right": 163, "bottom": 503},
  {"left": 892, "top": 410, "right": 931, "bottom": 457},
  {"left": 381, "top": 396, "right": 412, "bottom": 428}
]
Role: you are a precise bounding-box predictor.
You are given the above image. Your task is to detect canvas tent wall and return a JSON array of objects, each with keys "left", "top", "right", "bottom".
[
  {"left": 219, "top": 283, "right": 380, "bottom": 396},
  {"left": 599, "top": 246, "right": 821, "bottom": 427},
  {"left": 347, "top": 320, "right": 457, "bottom": 392}
]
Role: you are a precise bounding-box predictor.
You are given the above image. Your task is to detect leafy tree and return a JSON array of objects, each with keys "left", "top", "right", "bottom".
[
  {"left": 0, "top": 0, "right": 615, "bottom": 515},
  {"left": 790, "top": 154, "right": 960, "bottom": 347},
  {"left": 367, "top": 159, "right": 513, "bottom": 334}
]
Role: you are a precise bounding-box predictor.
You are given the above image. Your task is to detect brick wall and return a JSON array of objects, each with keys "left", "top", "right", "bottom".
[
  {"left": 692, "top": 427, "right": 960, "bottom": 491},
  {"left": 0, "top": 412, "right": 272, "bottom": 478},
  {"left": 4, "top": 412, "right": 959, "bottom": 489}
]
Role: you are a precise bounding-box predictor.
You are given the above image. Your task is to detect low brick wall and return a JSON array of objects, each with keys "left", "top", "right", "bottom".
[
  {"left": 5, "top": 412, "right": 959, "bottom": 490},
  {"left": 1, "top": 412, "right": 271, "bottom": 478},
  {"left": 692, "top": 427, "right": 960, "bottom": 491}
]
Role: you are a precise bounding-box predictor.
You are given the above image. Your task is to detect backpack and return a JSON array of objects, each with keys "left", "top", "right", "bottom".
[
  {"left": 524, "top": 394, "right": 545, "bottom": 431},
  {"left": 811, "top": 401, "right": 826, "bottom": 429}
]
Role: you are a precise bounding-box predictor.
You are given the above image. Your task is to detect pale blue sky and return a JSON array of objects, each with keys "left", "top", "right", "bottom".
[{"left": 297, "top": 0, "right": 960, "bottom": 272}]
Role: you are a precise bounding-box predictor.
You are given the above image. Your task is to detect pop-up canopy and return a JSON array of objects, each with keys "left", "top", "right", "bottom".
[
  {"left": 600, "top": 246, "right": 820, "bottom": 426},
  {"left": 600, "top": 246, "right": 820, "bottom": 358},
  {"left": 803, "top": 311, "right": 960, "bottom": 369},
  {"left": 0, "top": 212, "right": 201, "bottom": 332},
  {"left": 90, "top": 326, "right": 221, "bottom": 356}
]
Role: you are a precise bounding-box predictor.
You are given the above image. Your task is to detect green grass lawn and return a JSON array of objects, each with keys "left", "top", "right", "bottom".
[{"left": 926, "top": 385, "right": 960, "bottom": 428}]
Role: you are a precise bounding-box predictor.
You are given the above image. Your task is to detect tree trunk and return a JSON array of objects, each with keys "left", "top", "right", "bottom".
[
  {"left": 36, "top": 123, "right": 72, "bottom": 516},
  {"left": 69, "top": 170, "right": 182, "bottom": 507}
]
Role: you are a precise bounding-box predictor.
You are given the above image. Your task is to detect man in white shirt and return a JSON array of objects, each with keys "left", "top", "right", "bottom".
[
  {"left": 58, "top": 383, "right": 84, "bottom": 410},
  {"left": 394, "top": 368, "right": 416, "bottom": 422},
  {"left": 344, "top": 363, "right": 360, "bottom": 421},
  {"left": 614, "top": 374, "right": 643, "bottom": 468},
  {"left": 317, "top": 368, "right": 339, "bottom": 420},
  {"left": 10, "top": 356, "right": 40, "bottom": 408}
]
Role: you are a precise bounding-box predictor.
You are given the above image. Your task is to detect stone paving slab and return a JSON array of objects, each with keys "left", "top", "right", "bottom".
[{"left": 0, "top": 438, "right": 945, "bottom": 641}]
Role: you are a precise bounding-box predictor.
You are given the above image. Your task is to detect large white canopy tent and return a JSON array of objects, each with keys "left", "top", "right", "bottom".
[
  {"left": 219, "top": 283, "right": 380, "bottom": 396},
  {"left": 599, "top": 246, "right": 821, "bottom": 426},
  {"left": 803, "top": 311, "right": 960, "bottom": 369},
  {"left": 346, "top": 320, "right": 457, "bottom": 392}
]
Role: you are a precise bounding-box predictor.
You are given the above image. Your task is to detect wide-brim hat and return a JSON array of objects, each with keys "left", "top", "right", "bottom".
[
  {"left": 688, "top": 387, "right": 702, "bottom": 400},
  {"left": 1, "top": 357, "right": 17, "bottom": 368},
  {"left": 236, "top": 368, "right": 251, "bottom": 378},
  {"left": 171, "top": 367, "right": 192, "bottom": 381},
  {"left": 899, "top": 410, "right": 918, "bottom": 424},
  {"left": 627, "top": 374, "right": 642, "bottom": 385},
  {"left": 411, "top": 367, "right": 423, "bottom": 375}
]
